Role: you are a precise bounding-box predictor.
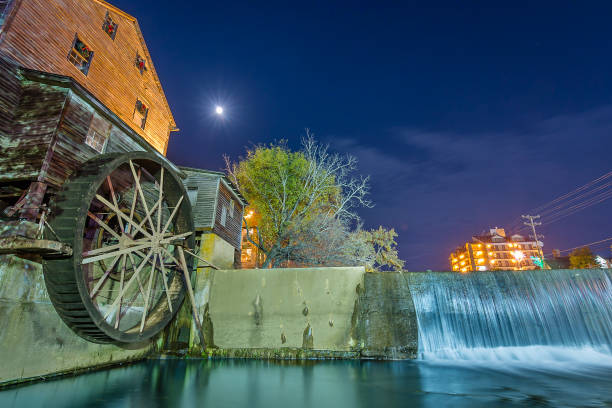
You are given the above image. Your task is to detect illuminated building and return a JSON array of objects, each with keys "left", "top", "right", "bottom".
[{"left": 449, "top": 228, "right": 543, "bottom": 272}]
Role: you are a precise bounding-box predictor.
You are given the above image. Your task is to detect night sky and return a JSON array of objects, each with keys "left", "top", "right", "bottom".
[{"left": 113, "top": 1, "right": 612, "bottom": 270}]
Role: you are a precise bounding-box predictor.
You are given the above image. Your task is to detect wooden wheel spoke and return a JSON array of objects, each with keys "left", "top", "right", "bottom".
[
  {"left": 83, "top": 236, "right": 150, "bottom": 258},
  {"left": 126, "top": 170, "right": 140, "bottom": 235},
  {"left": 90, "top": 254, "right": 122, "bottom": 298},
  {"left": 104, "top": 249, "right": 153, "bottom": 320},
  {"left": 95, "top": 194, "right": 152, "bottom": 238},
  {"left": 135, "top": 197, "right": 163, "bottom": 233},
  {"left": 158, "top": 256, "right": 173, "bottom": 313},
  {"left": 140, "top": 253, "right": 158, "bottom": 333},
  {"left": 82, "top": 242, "right": 152, "bottom": 265},
  {"left": 160, "top": 231, "right": 192, "bottom": 245},
  {"left": 87, "top": 211, "right": 121, "bottom": 240},
  {"left": 106, "top": 176, "right": 124, "bottom": 232},
  {"left": 127, "top": 252, "right": 148, "bottom": 298},
  {"left": 157, "top": 168, "right": 164, "bottom": 233},
  {"left": 129, "top": 160, "right": 156, "bottom": 233},
  {"left": 160, "top": 246, "right": 183, "bottom": 272},
  {"left": 162, "top": 195, "right": 184, "bottom": 234},
  {"left": 114, "top": 255, "right": 127, "bottom": 329}
]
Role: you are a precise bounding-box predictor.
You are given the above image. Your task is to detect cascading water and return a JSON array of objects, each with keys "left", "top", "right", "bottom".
[{"left": 408, "top": 269, "right": 612, "bottom": 366}]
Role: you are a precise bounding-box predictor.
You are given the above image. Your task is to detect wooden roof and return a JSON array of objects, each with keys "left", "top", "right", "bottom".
[{"left": 180, "top": 167, "right": 247, "bottom": 230}]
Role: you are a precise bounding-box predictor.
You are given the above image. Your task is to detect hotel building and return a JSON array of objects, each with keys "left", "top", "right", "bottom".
[{"left": 449, "top": 228, "right": 543, "bottom": 272}]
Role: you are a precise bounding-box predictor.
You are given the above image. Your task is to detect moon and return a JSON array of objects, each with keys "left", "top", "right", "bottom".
[{"left": 215, "top": 105, "right": 224, "bottom": 115}]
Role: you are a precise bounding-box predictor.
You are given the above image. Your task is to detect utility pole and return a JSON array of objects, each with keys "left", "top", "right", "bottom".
[{"left": 522, "top": 214, "right": 546, "bottom": 268}]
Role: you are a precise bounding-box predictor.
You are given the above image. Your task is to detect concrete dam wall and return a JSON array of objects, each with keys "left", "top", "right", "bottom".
[
  {"left": 163, "top": 268, "right": 419, "bottom": 359},
  {"left": 1, "top": 259, "right": 420, "bottom": 386},
  {"left": 0, "top": 255, "right": 153, "bottom": 387}
]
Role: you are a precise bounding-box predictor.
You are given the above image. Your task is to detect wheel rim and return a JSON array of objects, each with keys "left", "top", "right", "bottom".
[{"left": 79, "top": 158, "right": 191, "bottom": 338}]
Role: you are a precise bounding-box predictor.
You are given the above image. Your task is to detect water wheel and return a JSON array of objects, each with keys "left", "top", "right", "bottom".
[{"left": 43, "top": 152, "right": 194, "bottom": 344}]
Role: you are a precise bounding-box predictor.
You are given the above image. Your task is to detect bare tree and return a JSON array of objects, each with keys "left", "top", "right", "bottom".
[{"left": 226, "top": 131, "right": 373, "bottom": 268}]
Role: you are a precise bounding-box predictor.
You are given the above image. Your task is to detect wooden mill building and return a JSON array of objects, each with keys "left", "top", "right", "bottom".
[
  {"left": 0, "top": 0, "right": 178, "bottom": 219},
  {"left": 0, "top": 0, "right": 245, "bottom": 267}
]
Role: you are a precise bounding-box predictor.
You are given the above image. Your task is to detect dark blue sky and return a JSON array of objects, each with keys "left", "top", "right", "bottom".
[{"left": 114, "top": 1, "right": 612, "bottom": 270}]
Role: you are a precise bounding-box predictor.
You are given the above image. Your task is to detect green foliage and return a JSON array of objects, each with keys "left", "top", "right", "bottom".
[
  {"left": 228, "top": 139, "right": 354, "bottom": 268},
  {"left": 569, "top": 246, "right": 598, "bottom": 269},
  {"left": 357, "top": 226, "right": 404, "bottom": 272}
]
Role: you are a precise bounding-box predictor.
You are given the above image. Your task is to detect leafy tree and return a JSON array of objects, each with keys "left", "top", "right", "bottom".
[
  {"left": 226, "top": 133, "right": 372, "bottom": 268},
  {"left": 569, "top": 246, "right": 598, "bottom": 269},
  {"left": 356, "top": 226, "right": 405, "bottom": 272}
]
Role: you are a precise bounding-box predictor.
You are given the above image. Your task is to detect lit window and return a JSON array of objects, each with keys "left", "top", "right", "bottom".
[
  {"left": 477, "top": 258, "right": 484, "bottom": 264},
  {"left": 486, "top": 244, "right": 491, "bottom": 248},
  {"left": 67, "top": 35, "right": 94, "bottom": 75},
  {"left": 133, "top": 99, "right": 149, "bottom": 130},
  {"left": 102, "top": 12, "right": 118, "bottom": 39},
  {"left": 452, "top": 258, "right": 458, "bottom": 263},
  {"left": 135, "top": 53, "right": 147, "bottom": 75},
  {"left": 460, "top": 261, "right": 465, "bottom": 266},
  {"left": 475, "top": 251, "right": 483, "bottom": 256},
  {"left": 459, "top": 254, "right": 465, "bottom": 259}
]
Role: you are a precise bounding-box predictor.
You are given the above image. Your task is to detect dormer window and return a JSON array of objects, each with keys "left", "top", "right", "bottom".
[
  {"left": 68, "top": 35, "right": 94, "bottom": 75},
  {"left": 102, "top": 12, "right": 118, "bottom": 39},
  {"left": 134, "top": 99, "right": 149, "bottom": 130},
  {"left": 135, "top": 53, "right": 147, "bottom": 74}
]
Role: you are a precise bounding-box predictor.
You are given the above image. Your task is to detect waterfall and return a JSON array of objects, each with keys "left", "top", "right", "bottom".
[{"left": 409, "top": 269, "right": 612, "bottom": 364}]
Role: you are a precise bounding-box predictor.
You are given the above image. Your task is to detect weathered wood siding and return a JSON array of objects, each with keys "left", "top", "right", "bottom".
[
  {"left": 0, "top": 75, "right": 67, "bottom": 183},
  {"left": 0, "top": 55, "right": 150, "bottom": 189},
  {"left": 212, "top": 182, "right": 243, "bottom": 250},
  {"left": 182, "top": 170, "right": 219, "bottom": 230},
  {"left": 45, "top": 90, "right": 145, "bottom": 188},
  {"left": 0, "top": 0, "right": 176, "bottom": 154}
]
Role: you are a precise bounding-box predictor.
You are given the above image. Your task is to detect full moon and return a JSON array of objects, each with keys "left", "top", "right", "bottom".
[{"left": 215, "top": 105, "right": 224, "bottom": 115}]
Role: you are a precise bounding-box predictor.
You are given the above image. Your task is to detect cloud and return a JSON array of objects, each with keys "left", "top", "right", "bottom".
[{"left": 327, "top": 106, "right": 612, "bottom": 270}]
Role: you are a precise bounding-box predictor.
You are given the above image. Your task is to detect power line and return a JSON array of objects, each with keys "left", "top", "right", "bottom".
[
  {"left": 508, "top": 171, "right": 612, "bottom": 232},
  {"left": 538, "top": 181, "right": 612, "bottom": 218},
  {"left": 528, "top": 171, "right": 612, "bottom": 215},
  {"left": 514, "top": 189, "right": 612, "bottom": 232},
  {"left": 544, "top": 236, "right": 612, "bottom": 256}
]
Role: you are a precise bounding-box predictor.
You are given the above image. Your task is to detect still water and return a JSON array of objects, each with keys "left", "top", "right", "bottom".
[{"left": 1, "top": 356, "right": 611, "bottom": 408}]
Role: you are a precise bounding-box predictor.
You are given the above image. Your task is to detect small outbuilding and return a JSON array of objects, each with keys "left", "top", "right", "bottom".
[{"left": 180, "top": 167, "right": 248, "bottom": 269}]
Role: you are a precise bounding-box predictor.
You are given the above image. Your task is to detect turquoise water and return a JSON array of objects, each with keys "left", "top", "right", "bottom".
[
  {"left": 2, "top": 269, "right": 611, "bottom": 407},
  {"left": 1, "top": 358, "right": 611, "bottom": 407}
]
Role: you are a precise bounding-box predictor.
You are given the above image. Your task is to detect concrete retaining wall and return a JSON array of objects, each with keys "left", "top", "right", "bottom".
[
  {"left": 0, "top": 255, "right": 153, "bottom": 387},
  {"left": 164, "top": 268, "right": 419, "bottom": 359}
]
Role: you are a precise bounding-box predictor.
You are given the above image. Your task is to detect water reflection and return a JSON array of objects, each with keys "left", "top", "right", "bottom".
[{"left": 0, "top": 358, "right": 610, "bottom": 408}]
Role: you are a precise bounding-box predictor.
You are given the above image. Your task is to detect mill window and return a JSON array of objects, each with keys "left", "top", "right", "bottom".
[
  {"left": 85, "top": 112, "right": 110, "bottom": 153},
  {"left": 135, "top": 53, "right": 147, "bottom": 74},
  {"left": 187, "top": 187, "right": 198, "bottom": 206},
  {"left": 102, "top": 12, "right": 118, "bottom": 39},
  {"left": 220, "top": 206, "right": 227, "bottom": 226},
  {"left": 229, "top": 199, "right": 235, "bottom": 218},
  {"left": 133, "top": 99, "right": 149, "bottom": 130},
  {"left": 68, "top": 35, "right": 94, "bottom": 75}
]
